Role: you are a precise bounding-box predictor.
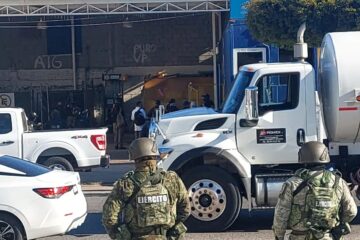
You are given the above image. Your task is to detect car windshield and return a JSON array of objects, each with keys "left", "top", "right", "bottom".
[
  {"left": 222, "top": 71, "right": 255, "bottom": 113},
  {"left": 0, "top": 155, "right": 50, "bottom": 176}
]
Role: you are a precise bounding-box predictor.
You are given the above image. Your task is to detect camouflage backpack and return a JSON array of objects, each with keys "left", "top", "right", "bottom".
[
  {"left": 128, "top": 170, "right": 173, "bottom": 229},
  {"left": 292, "top": 169, "right": 341, "bottom": 237}
]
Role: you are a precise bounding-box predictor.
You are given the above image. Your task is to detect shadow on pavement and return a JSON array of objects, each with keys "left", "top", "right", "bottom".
[
  {"left": 69, "top": 213, "right": 106, "bottom": 236},
  {"left": 230, "top": 206, "right": 360, "bottom": 232},
  {"left": 229, "top": 209, "right": 274, "bottom": 232},
  {"left": 67, "top": 208, "right": 360, "bottom": 236}
]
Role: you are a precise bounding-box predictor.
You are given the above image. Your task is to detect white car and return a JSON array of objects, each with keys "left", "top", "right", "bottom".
[{"left": 0, "top": 155, "right": 87, "bottom": 240}]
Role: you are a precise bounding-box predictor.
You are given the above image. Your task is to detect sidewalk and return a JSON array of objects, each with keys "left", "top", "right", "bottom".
[
  {"left": 105, "top": 130, "right": 135, "bottom": 164},
  {"left": 80, "top": 132, "right": 135, "bottom": 195}
]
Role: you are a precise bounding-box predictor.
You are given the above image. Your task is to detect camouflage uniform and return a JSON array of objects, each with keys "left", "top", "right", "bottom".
[
  {"left": 102, "top": 167, "right": 190, "bottom": 240},
  {"left": 273, "top": 168, "right": 357, "bottom": 240}
]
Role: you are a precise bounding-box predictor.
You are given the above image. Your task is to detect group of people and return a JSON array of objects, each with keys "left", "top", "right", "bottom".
[
  {"left": 111, "top": 94, "right": 215, "bottom": 149},
  {"left": 110, "top": 101, "right": 149, "bottom": 149},
  {"left": 128, "top": 94, "right": 215, "bottom": 140},
  {"left": 49, "top": 101, "right": 90, "bottom": 129},
  {"left": 102, "top": 138, "right": 358, "bottom": 240},
  {"left": 163, "top": 94, "right": 214, "bottom": 113}
]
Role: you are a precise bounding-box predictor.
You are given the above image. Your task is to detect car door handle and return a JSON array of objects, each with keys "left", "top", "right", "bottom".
[
  {"left": 0, "top": 141, "right": 15, "bottom": 146},
  {"left": 296, "top": 129, "right": 305, "bottom": 146}
]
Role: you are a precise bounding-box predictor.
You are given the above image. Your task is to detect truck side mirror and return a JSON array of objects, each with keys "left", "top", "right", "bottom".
[{"left": 240, "top": 86, "right": 259, "bottom": 127}]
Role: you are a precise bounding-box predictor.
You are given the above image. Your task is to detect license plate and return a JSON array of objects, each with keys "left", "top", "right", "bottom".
[{"left": 73, "top": 185, "right": 78, "bottom": 194}]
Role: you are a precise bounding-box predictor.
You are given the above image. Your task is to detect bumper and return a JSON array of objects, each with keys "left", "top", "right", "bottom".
[
  {"left": 26, "top": 188, "right": 87, "bottom": 239},
  {"left": 101, "top": 154, "right": 110, "bottom": 168},
  {"left": 66, "top": 212, "right": 87, "bottom": 232},
  {"left": 27, "top": 211, "right": 87, "bottom": 239}
]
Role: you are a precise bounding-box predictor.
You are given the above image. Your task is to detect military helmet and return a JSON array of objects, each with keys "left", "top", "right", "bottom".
[
  {"left": 129, "top": 137, "right": 159, "bottom": 161},
  {"left": 298, "top": 141, "right": 330, "bottom": 164}
]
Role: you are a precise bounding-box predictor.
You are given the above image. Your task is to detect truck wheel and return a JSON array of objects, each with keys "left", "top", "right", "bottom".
[
  {"left": 43, "top": 156, "right": 74, "bottom": 171},
  {"left": 0, "top": 214, "right": 25, "bottom": 240},
  {"left": 181, "top": 165, "right": 241, "bottom": 232}
]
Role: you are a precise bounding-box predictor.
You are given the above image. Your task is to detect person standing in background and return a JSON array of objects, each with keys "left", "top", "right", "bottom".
[
  {"left": 131, "top": 101, "right": 147, "bottom": 139},
  {"left": 112, "top": 104, "right": 126, "bottom": 149},
  {"left": 182, "top": 100, "right": 191, "bottom": 109},
  {"left": 65, "top": 103, "right": 75, "bottom": 128},
  {"left": 147, "top": 99, "right": 161, "bottom": 119},
  {"left": 165, "top": 98, "right": 178, "bottom": 113},
  {"left": 202, "top": 94, "right": 214, "bottom": 108},
  {"left": 49, "top": 102, "right": 64, "bottom": 129}
]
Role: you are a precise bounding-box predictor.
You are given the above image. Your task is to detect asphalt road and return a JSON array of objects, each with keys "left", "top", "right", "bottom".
[
  {"left": 44, "top": 195, "right": 360, "bottom": 240},
  {"left": 41, "top": 160, "right": 360, "bottom": 240}
]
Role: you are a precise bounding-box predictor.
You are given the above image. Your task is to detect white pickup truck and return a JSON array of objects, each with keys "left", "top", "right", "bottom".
[
  {"left": 0, "top": 108, "right": 109, "bottom": 171},
  {"left": 150, "top": 26, "right": 360, "bottom": 232}
]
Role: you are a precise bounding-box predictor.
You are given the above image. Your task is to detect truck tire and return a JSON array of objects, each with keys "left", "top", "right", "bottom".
[
  {"left": 0, "top": 214, "right": 25, "bottom": 240},
  {"left": 181, "top": 165, "right": 241, "bottom": 232},
  {"left": 43, "top": 156, "right": 74, "bottom": 171}
]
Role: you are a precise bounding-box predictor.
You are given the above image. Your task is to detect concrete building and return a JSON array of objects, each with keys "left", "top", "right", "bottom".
[{"left": 0, "top": 12, "right": 222, "bottom": 125}]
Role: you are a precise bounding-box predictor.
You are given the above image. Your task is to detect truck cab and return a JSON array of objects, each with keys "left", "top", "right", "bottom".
[{"left": 232, "top": 62, "right": 317, "bottom": 165}]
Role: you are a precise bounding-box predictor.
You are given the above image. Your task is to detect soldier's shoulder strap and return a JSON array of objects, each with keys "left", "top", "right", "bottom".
[
  {"left": 294, "top": 168, "right": 309, "bottom": 178},
  {"left": 330, "top": 170, "right": 341, "bottom": 189},
  {"left": 321, "top": 169, "right": 341, "bottom": 189},
  {"left": 124, "top": 170, "right": 135, "bottom": 179},
  {"left": 293, "top": 170, "right": 324, "bottom": 196},
  {"left": 330, "top": 168, "right": 343, "bottom": 178}
]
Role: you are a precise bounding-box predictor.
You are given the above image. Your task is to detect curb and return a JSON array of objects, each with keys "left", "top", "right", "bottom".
[
  {"left": 81, "top": 182, "right": 113, "bottom": 196},
  {"left": 109, "top": 160, "right": 134, "bottom": 165},
  {"left": 81, "top": 183, "right": 113, "bottom": 189},
  {"left": 83, "top": 191, "right": 111, "bottom": 196}
]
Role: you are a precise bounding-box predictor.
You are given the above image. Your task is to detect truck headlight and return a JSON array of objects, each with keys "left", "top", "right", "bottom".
[{"left": 158, "top": 147, "right": 173, "bottom": 160}]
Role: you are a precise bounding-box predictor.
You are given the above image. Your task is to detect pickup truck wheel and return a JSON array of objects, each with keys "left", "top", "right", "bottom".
[
  {"left": 181, "top": 165, "right": 241, "bottom": 232},
  {"left": 43, "top": 157, "right": 74, "bottom": 171},
  {"left": 0, "top": 214, "right": 25, "bottom": 240}
]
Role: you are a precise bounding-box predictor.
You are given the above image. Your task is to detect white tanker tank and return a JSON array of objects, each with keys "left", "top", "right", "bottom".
[{"left": 319, "top": 32, "right": 360, "bottom": 143}]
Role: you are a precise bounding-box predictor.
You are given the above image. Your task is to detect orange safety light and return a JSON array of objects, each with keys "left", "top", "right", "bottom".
[{"left": 356, "top": 95, "right": 360, "bottom": 102}]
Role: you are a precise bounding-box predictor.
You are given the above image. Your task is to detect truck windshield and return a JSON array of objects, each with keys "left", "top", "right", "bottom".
[{"left": 222, "top": 71, "right": 255, "bottom": 113}]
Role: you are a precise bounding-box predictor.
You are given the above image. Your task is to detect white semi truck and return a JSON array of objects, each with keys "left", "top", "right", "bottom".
[{"left": 149, "top": 25, "right": 360, "bottom": 232}]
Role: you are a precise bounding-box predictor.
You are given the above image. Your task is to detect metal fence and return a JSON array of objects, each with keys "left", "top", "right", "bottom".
[{"left": 12, "top": 86, "right": 106, "bottom": 128}]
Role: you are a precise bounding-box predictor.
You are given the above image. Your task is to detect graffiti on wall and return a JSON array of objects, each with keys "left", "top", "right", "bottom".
[
  {"left": 34, "top": 55, "right": 63, "bottom": 69},
  {"left": 133, "top": 44, "right": 157, "bottom": 64}
]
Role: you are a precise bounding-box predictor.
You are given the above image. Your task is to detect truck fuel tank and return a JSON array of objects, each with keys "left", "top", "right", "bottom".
[{"left": 255, "top": 174, "right": 293, "bottom": 207}]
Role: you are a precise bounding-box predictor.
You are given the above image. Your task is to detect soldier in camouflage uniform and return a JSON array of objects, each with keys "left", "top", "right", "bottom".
[
  {"left": 273, "top": 141, "right": 357, "bottom": 240},
  {"left": 102, "top": 137, "right": 191, "bottom": 240}
]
